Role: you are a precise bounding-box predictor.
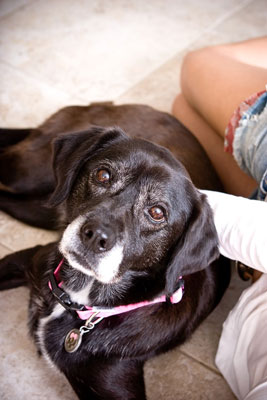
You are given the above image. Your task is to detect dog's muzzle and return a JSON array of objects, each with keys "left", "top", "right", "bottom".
[{"left": 80, "top": 221, "right": 116, "bottom": 253}]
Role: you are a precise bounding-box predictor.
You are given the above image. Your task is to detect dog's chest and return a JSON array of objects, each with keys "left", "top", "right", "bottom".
[
  {"left": 35, "top": 282, "right": 93, "bottom": 367},
  {"left": 63, "top": 281, "right": 93, "bottom": 305}
]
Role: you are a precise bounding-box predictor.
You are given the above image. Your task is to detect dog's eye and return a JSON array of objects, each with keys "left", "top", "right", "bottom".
[
  {"left": 148, "top": 206, "right": 165, "bottom": 222},
  {"left": 96, "top": 169, "right": 111, "bottom": 184}
]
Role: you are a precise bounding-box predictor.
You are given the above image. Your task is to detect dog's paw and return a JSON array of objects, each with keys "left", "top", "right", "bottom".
[{"left": 0, "top": 256, "right": 27, "bottom": 290}]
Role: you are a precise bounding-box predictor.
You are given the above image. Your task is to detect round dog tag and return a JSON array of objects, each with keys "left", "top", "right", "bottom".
[{"left": 64, "top": 328, "right": 82, "bottom": 353}]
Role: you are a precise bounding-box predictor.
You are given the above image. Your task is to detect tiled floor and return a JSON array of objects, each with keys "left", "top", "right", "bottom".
[{"left": 0, "top": 1, "right": 266, "bottom": 399}]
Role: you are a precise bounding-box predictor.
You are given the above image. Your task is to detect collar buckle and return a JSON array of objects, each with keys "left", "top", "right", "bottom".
[{"left": 49, "top": 272, "right": 85, "bottom": 312}]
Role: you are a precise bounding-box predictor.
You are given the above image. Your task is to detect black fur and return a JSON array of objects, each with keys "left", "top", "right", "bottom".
[{"left": 0, "top": 104, "right": 230, "bottom": 399}]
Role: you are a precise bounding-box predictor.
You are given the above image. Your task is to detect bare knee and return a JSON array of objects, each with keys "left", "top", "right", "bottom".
[
  {"left": 172, "top": 47, "right": 217, "bottom": 122},
  {"left": 180, "top": 46, "right": 221, "bottom": 106}
]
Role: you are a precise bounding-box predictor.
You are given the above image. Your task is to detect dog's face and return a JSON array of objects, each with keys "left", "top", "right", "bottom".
[{"left": 48, "top": 127, "right": 219, "bottom": 295}]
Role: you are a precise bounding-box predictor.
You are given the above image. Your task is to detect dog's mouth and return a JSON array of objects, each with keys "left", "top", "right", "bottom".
[{"left": 59, "top": 244, "right": 124, "bottom": 285}]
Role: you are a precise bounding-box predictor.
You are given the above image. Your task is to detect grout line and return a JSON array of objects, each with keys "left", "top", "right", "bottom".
[
  {"left": 0, "top": 59, "right": 87, "bottom": 104},
  {"left": 0, "top": 0, "right": 258, "bottom": 107},
  {"left": 0, "top": 241, "right": 13, "bottom": 252},
  {"left": 114, "top": 0, "right": 255, "bottom": 103},
  {"left": 203, "top": 0, "right": 255, "bottom": 34},
  {"left": 178, "top": 349, "right": 222, "bottom": 376},
  {"left": 0, "top": 0, "right": 37, "bottom": 21}
]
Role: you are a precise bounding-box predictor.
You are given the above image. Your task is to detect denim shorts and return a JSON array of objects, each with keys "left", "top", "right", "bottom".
[{"left": 225, "top": 89, "right": 267, "bottom": 200}]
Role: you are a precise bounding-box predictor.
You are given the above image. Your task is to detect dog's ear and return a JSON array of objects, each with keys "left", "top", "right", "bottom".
[
  {"left": 165, "top": 191, "right": 219, "bottom": 296},
  {"left": 47, "top": 126, "right": 128, "bottom": 207}
]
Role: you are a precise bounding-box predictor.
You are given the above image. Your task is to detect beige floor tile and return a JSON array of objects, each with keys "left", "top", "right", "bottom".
[
  {"left": 0, "top": 211, "right": 58, "bottom": 251},
  {"left": 116, "top": 0, "right": 267, "bottom": 113},
  {"left": 145, "top": 349, "right": 236, "bottom": 400},
  {"left": 213, "top": 0, "right": 267, "bottom": 40},
  {"left": 0, "top": 242, "right": 13, "bottom": 256},
  {"left": 0, "top": 0, "right": 249, "bottom": 103},
  {"left": 0, "top": 62, "right": 84, "bottom": 127},
  {"left": 116, "top": 54, "right": 183, "bottom": 113},
  {"left": 0, "top": 0, "right": 33, "bottom": 18}
]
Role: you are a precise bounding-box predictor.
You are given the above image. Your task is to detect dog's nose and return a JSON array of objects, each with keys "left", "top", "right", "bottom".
[{"left": 81, "top": 222, "right": 115, "bottom": 253}]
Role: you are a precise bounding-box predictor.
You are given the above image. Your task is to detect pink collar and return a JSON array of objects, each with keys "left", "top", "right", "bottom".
[{"left": 49, "top": 259, "right": 184, "bottom": 321}]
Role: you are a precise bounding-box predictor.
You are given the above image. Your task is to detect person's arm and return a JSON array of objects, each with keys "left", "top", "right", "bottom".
[{"left": 201, "top": 190, "right": 267, "bottom": 273}]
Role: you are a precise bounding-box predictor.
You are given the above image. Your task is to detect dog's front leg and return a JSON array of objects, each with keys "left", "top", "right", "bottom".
[
  {"left": 0, "top": 128, "right": 31, "bottom": 147},
  {"left": 64, "top": 358, "right": 146, "bottom": 400},
  {"left": 0, "top": 193, "right": 59, "bottom": 229},
  {"left": 0, "top": 245, "right": 42, "bottom": 290}
]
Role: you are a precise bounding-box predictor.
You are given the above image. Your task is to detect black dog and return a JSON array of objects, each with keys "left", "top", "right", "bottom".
[{"left": 0, "top": 104, "right": 230, "bottom": 400}]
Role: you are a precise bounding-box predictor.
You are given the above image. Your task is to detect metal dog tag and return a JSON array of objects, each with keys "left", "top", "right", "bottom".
[
  {"left": 64, "top": 313, "right": 104, "bottom": 353},
  {"left": 64, "top": 328, "right": 83, "bottom": 353}
]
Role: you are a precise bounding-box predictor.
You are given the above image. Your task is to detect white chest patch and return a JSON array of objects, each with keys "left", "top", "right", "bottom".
[
  {"left": 66, "top": 282, "right": 93, "bottom": 306},
  {"left": 37, "top": 303, "right": 65, "bottom": 368}
]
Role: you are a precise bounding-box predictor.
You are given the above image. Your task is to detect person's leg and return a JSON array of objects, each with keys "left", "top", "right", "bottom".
[
  {"left": 173, "top": 94, "right": 257, "bottom": 196},
  {"left": 172, "top": 37, "right": 267, "bottom": 196},
  {"left": 217, "top": 36, "right": 267, "bottom": 69},
  {"left": 179, "top": 37, "right": 267, "bottom": 139}
]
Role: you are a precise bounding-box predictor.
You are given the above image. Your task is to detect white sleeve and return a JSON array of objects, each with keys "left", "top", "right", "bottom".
[
  {"left": 200, "top": 190, "right": 267, "bottom": 273},
  {"left": 215, "top": 274, "right": 267, "bottom": 400}
]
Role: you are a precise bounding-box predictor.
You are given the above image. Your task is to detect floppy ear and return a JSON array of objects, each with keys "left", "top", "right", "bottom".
[
  {"left": 47, "top": 126, "right": 128, "bottom": 207},
  {"left": 165, "top": 191, "right": 219, "bottom": 296}
]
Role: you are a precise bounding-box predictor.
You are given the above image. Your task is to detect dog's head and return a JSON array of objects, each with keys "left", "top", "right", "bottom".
[{"left": 48, "top": 126, "right": 219, "bottom": 296}]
